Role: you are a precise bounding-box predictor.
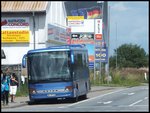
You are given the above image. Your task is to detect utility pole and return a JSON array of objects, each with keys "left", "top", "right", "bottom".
[
  {"left": 33, "top": 12, "right": 36, "bottom": 50},
  {"left": 106, "top": 5, "right": 110, "bottom": 84},
  {"left": 116, "top": 22, "right": 117, "bottom": 70}
]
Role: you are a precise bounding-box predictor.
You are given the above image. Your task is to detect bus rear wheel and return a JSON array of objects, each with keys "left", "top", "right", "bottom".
[
  {"left": 72, "top": 96, "right": 78, "bottom": 102},
  {"left": 81, "top": 94, "right": 87, "bottom": 100},
  {"left": 28, "top": 100, "right": 38, "bottom": 105}
]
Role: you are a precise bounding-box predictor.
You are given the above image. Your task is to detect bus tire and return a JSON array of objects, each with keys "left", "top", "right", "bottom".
[
  {"left": 81, "top": 94, "right": 87, "bottom": 100},
  {"left": 28, "top": 101, "right": 34, "bottom": 105},
  {"left": 73, "top": 96, "right": 78, "bottom": 102},
  {"left": 28, "top": 100, "right": 37, "bottom": 105}
]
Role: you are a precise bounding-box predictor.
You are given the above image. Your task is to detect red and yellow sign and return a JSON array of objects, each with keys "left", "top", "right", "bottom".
[
  {"left": 95, "top": 34, "right": 102, "bottom": 40},
  {"left": 1, "top": 17, "right": 30, "bottom": 43},
  {"left": 1, "top": 30, "right": 30, "bottom": 43},
  {"left": 67, "top": 16, "right": 84, "bottom": 20}
]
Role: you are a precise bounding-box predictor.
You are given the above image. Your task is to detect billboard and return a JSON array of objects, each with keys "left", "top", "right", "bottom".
[
  {"left": 71, "top": 33, "right": 94, "bottom": 44},
  {"left": 95, "top": 47, "right": 108, "bottom": 62},
  {"left": 67, "top": 16, "right": 84, "bottom": 27},
  {"left": 48, "top": 24, "right": 71, "bottom": 44},
  {"left": 1, "top": 17, "right": 30, "bottom": 43},
  {"left": 65, "top": 1, "right": 108, "bottom": 68},
  {"left": 64, "top": 1, "right": 103, "bottom": 19},
  {"left": 95, "top": 19, "right": 103, "bottom": 40}
]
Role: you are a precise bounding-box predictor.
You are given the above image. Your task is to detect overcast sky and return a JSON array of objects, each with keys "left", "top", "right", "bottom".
[{"left": 108, "top": 1, "right": 149, "bottom": 56}]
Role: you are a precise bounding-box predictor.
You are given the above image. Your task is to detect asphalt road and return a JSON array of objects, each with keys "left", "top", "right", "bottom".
[{"left": 2, "top": 85, "right": 149, "bottom": 112}]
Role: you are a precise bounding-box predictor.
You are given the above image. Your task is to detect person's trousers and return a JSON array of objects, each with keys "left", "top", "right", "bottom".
[{"left": 2, "top": 90, "right": 9, "bottom": 105}]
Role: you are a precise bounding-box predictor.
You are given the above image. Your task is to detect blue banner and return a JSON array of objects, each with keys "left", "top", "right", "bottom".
[{"left": 95, "top": 47, "right": 108, "bottom": 62}]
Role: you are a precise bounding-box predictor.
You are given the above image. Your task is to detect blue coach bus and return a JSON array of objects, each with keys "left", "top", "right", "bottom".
[{"left": 22, "top": 44, "right": 91, "bottom": 103}]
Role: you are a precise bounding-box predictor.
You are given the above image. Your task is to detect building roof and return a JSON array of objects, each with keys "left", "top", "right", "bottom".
[{"left": 1, "top": 1, "right": 48, "bottom": 12}]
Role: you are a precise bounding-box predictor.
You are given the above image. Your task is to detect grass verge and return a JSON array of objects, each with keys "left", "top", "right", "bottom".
[{"left": 90, "top": 68, "right": 149, "bottom": 87}]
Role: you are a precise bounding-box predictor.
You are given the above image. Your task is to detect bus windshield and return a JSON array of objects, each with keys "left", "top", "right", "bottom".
[{"left": 28, "top": 51, "right": 71, "bottom": 82}]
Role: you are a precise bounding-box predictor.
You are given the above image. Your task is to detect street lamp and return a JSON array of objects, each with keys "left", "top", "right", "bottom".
[
  {"left": 115, "top": 22, "right": 117, "bottom": 70},
  {"left": 33, "top": 12, "right": 36, "bottom": 50}
]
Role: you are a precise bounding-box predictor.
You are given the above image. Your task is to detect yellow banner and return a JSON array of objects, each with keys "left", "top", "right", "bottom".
[
  {"left": 1, "top": 30, "right": 30, "bottom": 43},
  {"left": 67, "top": 16, "right": 84, "bottom": 20}
]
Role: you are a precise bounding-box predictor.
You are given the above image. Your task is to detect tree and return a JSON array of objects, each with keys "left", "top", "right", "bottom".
[{"left": 109, "top": 43, "right": 148, "bottom": 68}]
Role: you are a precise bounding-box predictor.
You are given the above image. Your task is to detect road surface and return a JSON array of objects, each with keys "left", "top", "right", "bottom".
[{"left": 2, "top": 85, "right": 148, "bottom": 112}]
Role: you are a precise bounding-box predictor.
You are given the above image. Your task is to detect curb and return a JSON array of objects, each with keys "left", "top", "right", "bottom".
[
  {"left": 1, "top": 86, "right": 118, "bottom": 109},
  {"left": 90, "top": 87, "right": 115, "bottom": 92},
  {"left": 1, "top": 101, "right": 28, "bottom": 109}
]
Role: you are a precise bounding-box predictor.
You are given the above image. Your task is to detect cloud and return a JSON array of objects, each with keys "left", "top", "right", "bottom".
[
  {"left": 111, "top": 2, "right": 128, "bottom": 11},
  {"left": 109, "top": 2, "right": 148, "bottom": 56}
]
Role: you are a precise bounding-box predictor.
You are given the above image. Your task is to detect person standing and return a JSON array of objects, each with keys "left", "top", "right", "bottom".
[
  {"left": 1, "top": 72, "right": 10, "bottom": 106},
  {"left": 10, "top": 73, "right": 18, "bottom": 102},
  {"left": 5, "top": 67, "right": 11, "bottom": 79},
  {"left": 21, "top": 75, "right": 25, "bottom": 85},
  {"left": 1, "top": 70, "right": 4, "bottom": 101}
]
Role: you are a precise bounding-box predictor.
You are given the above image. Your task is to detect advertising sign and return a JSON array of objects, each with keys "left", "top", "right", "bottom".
[
  {"left": 48, "top": 24, "right": 71, "bottom": 44},
  {"left": 71, "top": 33, "right": 94, "bottom": 44},
  {"left": 67, "top": 16, "right": 84, "bottom": 27},
  {"left": 95, "top": 47, "right": 108, "bottom": 62},
  {"left": 64, "top": 1, "right": 103, "bottom": 19},
  {"left": 95, "top": 40, "right": 106, "bottom": 48},
  {"left": 1, "top": 18, "right": 30, "bottom": 43},
  {"left": 95, "top": 19, "right": 102, "bottom": 40}
]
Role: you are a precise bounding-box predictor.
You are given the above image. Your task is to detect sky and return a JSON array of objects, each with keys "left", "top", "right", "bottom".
[{"left": 108, "top": 1, "right": 149, "bottom": 56}]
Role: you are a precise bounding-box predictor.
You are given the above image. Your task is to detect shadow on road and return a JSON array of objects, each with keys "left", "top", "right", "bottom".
[{"left": 27, "top": 96, "right": 89, "bottom": 105}]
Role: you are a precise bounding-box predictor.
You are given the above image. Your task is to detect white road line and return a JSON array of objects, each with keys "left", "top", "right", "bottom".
[
  {"left": 129, "top": 100, "right": 143, "bottom": 106},
  {"left": 128, "top": 93, "right": 134, "bottom": 95},
  {"left": 133, "top": 105, "right": 148, "bottom": 107},
  {"left": 58, "top": 106, "right": 67, "bottom": 108},
  {"left": 103, "top": 101, "right": 112, "bottom": 104},
  {"left": 119, "top": 105, "right": 148, "bottom": 107},
  {"left": 144, "top": 97, "right": 148, "bottom": 100},
  {"left": 58, "top": 88, "right": 128, "bottom": 108},
  {"left": 97, "top": 101, "right": 112, "bottom": 104}
]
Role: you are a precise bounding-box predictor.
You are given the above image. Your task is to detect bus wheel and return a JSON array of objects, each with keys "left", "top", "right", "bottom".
[
  {"left": 72, "top": 96, "right": 78, "bottom": 102},
  {"left": 81, "top": 94, "right": 87, "bottom": 100},
  {"left": 28, "top": 100, "right": 37, "bottom": 105},
  {"left": 28, "top": 101, "right": 34, "bottom": 105}
]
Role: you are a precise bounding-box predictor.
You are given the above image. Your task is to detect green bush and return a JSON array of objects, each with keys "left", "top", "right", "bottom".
[
  {"left": 16, "top": 83, "right": 28, "bottom": 97},
  {"left": 90, "top": 68, "right": 148, "bottom": 87}
]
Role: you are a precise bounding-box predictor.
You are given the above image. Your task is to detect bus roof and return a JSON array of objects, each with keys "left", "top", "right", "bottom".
[{"left": 27, "top": 44, "right": 87, "bottom": 54}]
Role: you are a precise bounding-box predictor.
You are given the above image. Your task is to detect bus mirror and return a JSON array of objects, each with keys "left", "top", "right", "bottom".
[
  {"left": 22, "top": 54, "right": 27, "bottom": 68},
  {"left": 71, "top": 54, "right": 74, "bottom": 64}
]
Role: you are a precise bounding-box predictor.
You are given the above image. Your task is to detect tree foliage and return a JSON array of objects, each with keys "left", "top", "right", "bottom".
[{"left": 110, "top": 43, "right": 149, "bottom": 68}]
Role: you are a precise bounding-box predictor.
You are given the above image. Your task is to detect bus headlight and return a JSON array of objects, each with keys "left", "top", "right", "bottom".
[
  {"left": 29, "top": 88, "right": 36, "bottom": 94},
  {"left": 65, "top": 86, "right": 73, "bottom": 92}
]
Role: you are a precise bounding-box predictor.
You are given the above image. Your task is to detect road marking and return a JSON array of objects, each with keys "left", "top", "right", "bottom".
[
  {"left": 144, "top": 97, "right": 148, "bottom": 100},
  {"left": 97, "top": 101, "right": 112, "bottom": 104},
  {"left": 133, "top": 105, "right": 148, "bottom": 107},
  {"left": 123, "top": 92, "right": 135, "bottom": 95},
  {"left": 129, "top": 100, "right": 143, "bottom": 106},
  {"left": 59, "top": 88, "right": 128, "bottom": 108},
  {"left": 119, "top": 104, "right": 148, "bottom": 107},
  {"left": 127, "top": 93, "right": 134, "bottom": 95},
  {"left": 58, "top": 106, "right": 67, "bottom": 108},
  {"left": 103, "top": 101, "right": 112, "bottom": 104}
]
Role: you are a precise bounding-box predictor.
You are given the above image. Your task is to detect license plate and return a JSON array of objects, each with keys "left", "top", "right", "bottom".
[{"left": 47, "top": 94, "right": 56, "bottom": 97}]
